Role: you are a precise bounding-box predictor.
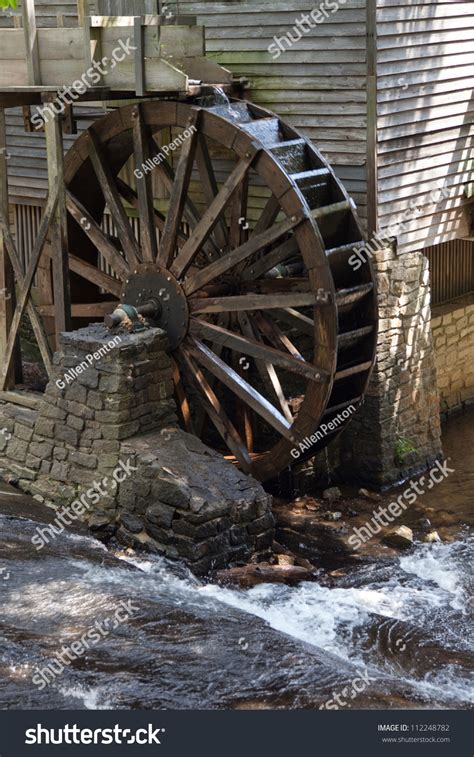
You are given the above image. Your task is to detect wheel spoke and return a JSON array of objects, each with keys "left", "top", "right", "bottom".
[
  {"left": 66, "top": 191, "right": 129, "bottom": 281},
  {"left": 253, "top": 194, "right": 281, "bottom": 235},
  {"left": 157, "top": 111, "right": 200, "bottom": 268},
  {"left": 116, "top": 178, "right": 189, "bottom": 248},
  {"left": 171, "top": 149, "right": 257, "bottom": 279},
  {"left": 237, "top": 311, "right": 293, "bottom": 423},
  {"left": 177, "top": 346, "right": 253, "bottom": 471},
  {"left": 273, "top": 307, "right": 315, "bottom": 336},
  {"left": 190, "top": 291, "right": 320, "bottom": 314},
  {"left": 86, "top": 129, "right": 141, "bottom": 269},
  {"left": 132, "top": 104, "right": 158, "bottom": 262},
  {"left": 171, "top": 356, "right": 194, "bottom": 433},
  {"left": 44, "top": 249, "right": 122, "bottom": 298},
  {"left": 253, "top": 310, "right": 304, "bottom": 360},
  {"left": 183, "top": 213, "right": 303, "bottom": 296},
  {"left": 228, "top": 168, "right": 248, "bottom": 251},
  {"left": 186, "top": 335, "right": 296, "bottom": 441},
  {"left": 149, "top": 134, "right": 207, "bottom": 233},
  {"left": 194, "top": 134, "right": 229, "bottom": 250},
  {"left": 242, "top": 237, "right": 299, "bottom": 281},
  {"left": 189, "top": 318, "right": 326, "bottom": 382},
  {"left": 243, "top": 277, "right": 311, "bottom": 294}
]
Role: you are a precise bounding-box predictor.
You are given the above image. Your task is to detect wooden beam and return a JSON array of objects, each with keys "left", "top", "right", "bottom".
[
  {"left": 66, "top": 191, "right": 129, "bottom": 281},
  {"left": 1, "top": 186, "right": 59, "bottom": 387},
  {"left": 22, "top": 0, "right": 41, "bottom": 86},
  {"left": 367, "top": 0, "right": 378, "bottom": 237},
  {"left": 0, "top": 109, "right": 19, "bottom": 390},
  {"left": 171, "top": 148, "right": 257, "bottom": 278},
  {"left": 0, "top": 216, "right": 53, "bottom": 381},
  {"left": 77, "top": 0, "right": 90, "bottom": 27},
  {"left": 0, "top": 390, "right": 40, "bottom": 410},
  {"left": 133, "top": 16, "right": 146, "bottom": 97},
  {"left": 157, "top": 110, "right": 200, "bottom": 268},
  {"left": 86, "top": 129, "right": 141, "bottom": 268},
  {"left": 132, "top": 104, "right": 158, "bottom": 262},
  {"left": 45, "top": 113, "right": 71, "bottom": 345},
  {"left": 83, "top": 15, "right": 104, "bottom": 86}
]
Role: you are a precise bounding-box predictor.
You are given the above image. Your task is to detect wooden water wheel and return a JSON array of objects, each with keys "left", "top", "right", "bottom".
[{"left": 56, "top": 99, "right": 376, "bottom": 481}]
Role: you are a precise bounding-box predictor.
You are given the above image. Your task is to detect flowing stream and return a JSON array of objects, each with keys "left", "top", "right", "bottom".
[{"left": 0, "top": 411, "right": 472, "bottom": 711}]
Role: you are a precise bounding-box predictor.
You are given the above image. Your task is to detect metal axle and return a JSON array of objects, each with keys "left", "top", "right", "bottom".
[{"left": 104, "top": 300, "right": 162, "bottom": 329}]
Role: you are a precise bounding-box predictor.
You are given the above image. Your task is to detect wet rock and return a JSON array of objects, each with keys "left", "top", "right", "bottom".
[
  {"left": 273, "top": 541, "right": 314, "bottom": 570},
  {"left": 424, "top": 530, "right": 441, "bottom": 543},
  {"left": 358, "top": 488, "right": 383, "bottom": 502},
  {"left": 322, "top": 487, "right": 341, "bottom": 502},
  {"left": 120, "top": 512, "right": 144, "bottom": 534},
  {"left": 88, "top": 514, "right": 111, "bottom": 530},
  {"left": 273, "top": 502, "right": 353, "bottom": 559},
  {"left": 275, "top": 554, "right": 294, "bottom": 566},
  {"left": 417, "top": 517, "right": 432, "bottom": 531},
  {"left": 215, "top": 562, "right": 315, "bottom": 588},
  {"left": 325, "top": 511, "right": 342, "bottom": 521},
  {"left": 383, "top": 525, "right": 414, "bottom": 549}
]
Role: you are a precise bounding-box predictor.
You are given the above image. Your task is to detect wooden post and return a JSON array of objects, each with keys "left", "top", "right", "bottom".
[
  {"left": 83, "top": 16, "right": 104, "bottom": 86},
  {"left": 134, "top": 16, "right": 145, "bottom": 96},
  {"left": 45, "top": 112, "right": 71, "bottom": 344},
  {"left": 22, "top": 0, "right": 41, "bottom": 86},
  {"left": 0, "top": 109, "right": 20, "bottom": 389},
  {"left": 366, "top": 0, "right": 378, "bottom": 239},
  {"left": 77, "top": 0, "right": 89, "bottom": 28}
]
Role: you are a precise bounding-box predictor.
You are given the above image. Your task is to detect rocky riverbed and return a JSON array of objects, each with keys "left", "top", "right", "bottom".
[{"left": 0, "top": 409, "right": 472, "bottom": 710}]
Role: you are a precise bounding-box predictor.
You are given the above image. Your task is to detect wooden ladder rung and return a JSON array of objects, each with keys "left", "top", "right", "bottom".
[
  {"left": 292, "top": 167, "right": 331, "bottom": 183},
  {"left": 335, "top": 360, "right": 373, "bottom": 381},
  {"left": 268, "top": 138, "right": 306, "bottom": 152},
  {"left": 311, "top": 200, "right": 351, "bottom": 220},
  {"left": 326, "top": 240, "right": 365, "bottom": 258},
  {"left": 338, "top": 325, "right": 374, "bottom": 347},
  {"left": 336, "top": 283, "right": 374, "bottom": 307},
  {"left": 322, "top": 396, "right": 362, "bottom": 417}
]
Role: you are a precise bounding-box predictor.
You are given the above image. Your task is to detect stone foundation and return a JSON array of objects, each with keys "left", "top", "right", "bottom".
[
  {"left": 293, "top": 243, "right": 443, "bottom": 491},
  {"left": 431, "top": 294, "right": 474, "bottom": 417},
  {"left": 0, "top": 325, "right": 274, "bottom": 574}
]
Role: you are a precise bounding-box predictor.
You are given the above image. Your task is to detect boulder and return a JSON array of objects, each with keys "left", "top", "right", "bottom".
[
  {"left": 322, "top": 487, "right": 342, "bottom": 502},
  {"left": 383, "top": 525, "right": 414, "bottom": 549},
  {"left": 423, "top": 530, "right": 441, "bottom": 543}
]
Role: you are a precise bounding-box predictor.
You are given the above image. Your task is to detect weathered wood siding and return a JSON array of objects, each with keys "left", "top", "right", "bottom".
[
  {"left": 0, "top": 0, "right": 85, "bottom": 28},
  {"left": 163, "top": 0, "right": 369, "bottom": 223},
  {"left": 375, "top": 0, "right": 474, "bottom": 253}
]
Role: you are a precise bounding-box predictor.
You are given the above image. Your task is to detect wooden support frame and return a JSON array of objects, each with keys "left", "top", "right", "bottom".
[
  {"left": 133, "top": 16, "right": 146, "bottom": 96},
  {"left": 22, "top": 0, "right": 41, "bottom": 86},
  {"left": 83, "top": 15, "right": 104, "bottom": 87},
  {"left": 77, "top": 0, "right": 90, "bottom": 28},
  {"left": 366, "top": 0, "right": 378, "bottom": 238},
  {"left": 45, "top": 111, "right": 72, "bottom": 341},
  {"left": 0, "top": 108, "right": 20, "bottom": 390}
]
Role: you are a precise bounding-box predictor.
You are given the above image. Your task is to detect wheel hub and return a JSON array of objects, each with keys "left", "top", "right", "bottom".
[{"left": 121, "top": 264, "right": 189, "bottom": 349}]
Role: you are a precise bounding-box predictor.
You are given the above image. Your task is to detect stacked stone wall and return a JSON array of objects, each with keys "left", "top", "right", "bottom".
[
  {"left": 431, "top": 294, "right": 474, "bottom": 417},
  {"left": 0, "top": 325, "right": 274, "bottom": 574}
]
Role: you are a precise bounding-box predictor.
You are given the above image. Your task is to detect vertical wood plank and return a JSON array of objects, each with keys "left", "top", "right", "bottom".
[
  {"left": 77, "top": 0, "right": 90, "bottom": 27},
  {"left": 45, "top": 113, "right": 71, "bottom": 345},
  {"left": 366, "top": 0, "right": 378, "bottom": 238},
  {"left": 22, "top": 0, "right": 41, "bottom": 86},
  {"left": 134, "top": 16, "right": 145, "bottom": 97},
  {"left": 83, "top": 15, "right": 104, "bottom": 85},
  {"left": 0, "top": 109, "right": 18, "bottom": 389}
]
